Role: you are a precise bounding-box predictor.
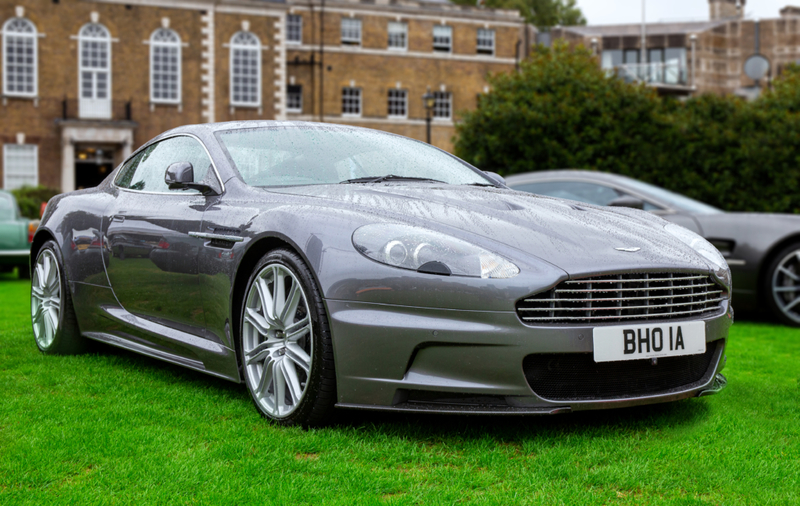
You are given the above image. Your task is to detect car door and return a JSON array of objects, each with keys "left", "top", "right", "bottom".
[{"left": 103, "top": 135, "right": 215, "bottom": 334}]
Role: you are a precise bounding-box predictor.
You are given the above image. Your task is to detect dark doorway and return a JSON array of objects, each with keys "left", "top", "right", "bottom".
[{"left": 75, "top": 144, "right": 117, "bottom": 190}]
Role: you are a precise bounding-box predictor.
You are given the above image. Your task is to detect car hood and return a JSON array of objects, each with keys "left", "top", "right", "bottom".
[{"left": 270, "top": 184, "right": 712, "bottom": 277}]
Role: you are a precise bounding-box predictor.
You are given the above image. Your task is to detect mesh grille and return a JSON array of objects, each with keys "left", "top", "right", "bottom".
[
  {"left": 523, "top": 341, "right": 721, "bottom": 401},
  {"left": 516, "top": 273, "right": 725, "bottom": 325}
]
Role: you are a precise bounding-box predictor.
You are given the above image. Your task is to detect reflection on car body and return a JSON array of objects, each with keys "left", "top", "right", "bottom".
[{"left": 31, "top": 123, "right": 732, "bottom": 426}]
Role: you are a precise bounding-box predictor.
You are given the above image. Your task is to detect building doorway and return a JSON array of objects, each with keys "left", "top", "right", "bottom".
[{"left": 74, "top": 144, "right": 117, "bottom": 190}]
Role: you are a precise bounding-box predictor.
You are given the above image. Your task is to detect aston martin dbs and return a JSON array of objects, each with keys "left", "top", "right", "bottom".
[{"left": 31, "top": 122, "right": 732, "bottom": 426}]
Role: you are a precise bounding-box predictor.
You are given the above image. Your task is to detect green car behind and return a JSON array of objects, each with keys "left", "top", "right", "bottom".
[{"left": 0, "top": 190, "right": 34, "bottom": 278}]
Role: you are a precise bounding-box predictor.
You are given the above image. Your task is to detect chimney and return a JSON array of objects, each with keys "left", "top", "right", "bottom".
[
  {"left": 780, "top": 6, "right": 800, "bottom": 17},
  {"left": 709, "top": 0, "right": 745, "bottom": 20}
]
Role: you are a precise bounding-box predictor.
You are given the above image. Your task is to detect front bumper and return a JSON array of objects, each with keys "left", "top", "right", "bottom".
[{"left": 326, "top": 298, "right": 732, "bottom": 414}]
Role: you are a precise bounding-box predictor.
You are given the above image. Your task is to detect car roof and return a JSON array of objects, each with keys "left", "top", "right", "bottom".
[{"left": 504, "top": 170, "right": 636, "bottom": 187}]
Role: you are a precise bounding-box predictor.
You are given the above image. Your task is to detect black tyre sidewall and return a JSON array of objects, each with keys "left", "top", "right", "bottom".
[
  {"left": 239, "top": 249, "right": 336, "bottom": 426},
  {"left": 33, "top": 240, "right": 84, "bottom": 354},
  {"left": 764, "top": 242, "right": 800, "bottom": 327}
]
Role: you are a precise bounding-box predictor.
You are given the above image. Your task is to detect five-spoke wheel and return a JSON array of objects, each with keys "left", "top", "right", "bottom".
[{"left": 240, "top": 249, "right": 336, "bottom": 425}]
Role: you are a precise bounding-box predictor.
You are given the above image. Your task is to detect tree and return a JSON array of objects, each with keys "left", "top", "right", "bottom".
[
  {"left": 454, "top": 42, "right": 664, "bottom": 177},
  {"left": 450, "top": 0, "right": 586, "bottom": 28}
]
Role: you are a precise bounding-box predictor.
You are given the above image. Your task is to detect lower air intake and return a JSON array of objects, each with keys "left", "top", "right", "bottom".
[{"left": 522, "top": 341, "right": 721, "bottom": 401}]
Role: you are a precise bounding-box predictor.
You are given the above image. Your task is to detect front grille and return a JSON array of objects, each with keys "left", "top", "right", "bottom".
[
  {"left": 516, "top": 273, "right": 725, "bottom": 325},
  {"left": 523, "top": 341, "right": 721, "bottom": 401}
]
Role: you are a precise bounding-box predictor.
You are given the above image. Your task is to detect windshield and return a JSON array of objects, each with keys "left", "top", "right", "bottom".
[
  {"left": 621, "top": 178, "right": 722, "bottom": 214},
  {"left": 0, "top": 193, "right": 17, "bottom": 221},
  {"left": 216, "top": 125, "right": 491, "bottom": 187}
]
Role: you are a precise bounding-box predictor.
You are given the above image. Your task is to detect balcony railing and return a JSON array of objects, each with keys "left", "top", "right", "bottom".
[
  {"left": 61, "top": 98, "right": 133, "bottom": 122},
  {"left": 616, "top": 62, "right": 689, "bottom": 87}
]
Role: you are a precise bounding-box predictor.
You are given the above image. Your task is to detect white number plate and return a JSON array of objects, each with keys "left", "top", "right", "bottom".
[{"left": 593, "top": 321, "right": 706, "bottom": 363}]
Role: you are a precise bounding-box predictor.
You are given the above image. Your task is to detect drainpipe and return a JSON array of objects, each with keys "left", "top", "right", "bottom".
[
  {"left": 690, "top": 34, "right": 697, "bottom": 89},
  {"left": 640, "top": 0, "right": 646, "bottom": 64}
]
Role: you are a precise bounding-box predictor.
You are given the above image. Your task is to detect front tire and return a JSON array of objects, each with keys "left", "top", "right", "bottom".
[
  {"left": 31, "top": 240, "right": 85, "bottom": 354},
  {"left": 239, "top": 249, "right": 336, "bottom": 426}
]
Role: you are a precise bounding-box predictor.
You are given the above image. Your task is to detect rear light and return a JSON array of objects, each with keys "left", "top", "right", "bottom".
[
  {"left": 39, "top": 202, "right": 47, "bottom": 218},
  {"left": 156, "top": 239, "right": 170, "bottom": 249},
  {"left": 28, "top": 222, "right": 37, "bottom": 243}
]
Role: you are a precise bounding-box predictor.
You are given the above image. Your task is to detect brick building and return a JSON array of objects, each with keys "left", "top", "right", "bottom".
[
  {"left": 551, "top": 0, "right": 800, "bottom": 98},
  {"left": 0, "top": 0, "right": 530, "bottom": 193}
]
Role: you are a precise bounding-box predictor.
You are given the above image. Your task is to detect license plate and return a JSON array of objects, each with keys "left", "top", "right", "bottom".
[{"left": 593, "top": 321, "right": 706, "bottom": 363}]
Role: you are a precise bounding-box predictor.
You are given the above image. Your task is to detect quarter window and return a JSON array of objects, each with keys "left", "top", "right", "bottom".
[
  {"left": 286, "top": 14, "right": 302, "bottom": 44},
  {"left": 2, "top": 17, "right": 37, "bottom": 97},
  {"left": 433, "top": 25, "right": 452, "bottom": 52},
  {"left": 476, "top": 28, "right": 495, "bottom": 55},
  {"left": 341, "top": 18, "right": 362, "bottom": 46},
  {"left": 2, "top": 144, "right": 37, "bottom": 189},
  {"left": 115, "top": 136, "right": 212, "bottom": 194},
  {"left": 230, "top": 31, "right": 261, "bottom": 106},
  {"left": 432, "top": 91, "right": 451, "bottom": 119},
  {"left": 150, "top": 28, "right": 181, "bottom": 104},
  {"left": 342, "top": 87, "right": 361, "bottom": 116},
  {"left": 387, "top": 89, "right": 407, "bottom": 118},
  {"left": 388, "top": 22, "right": 407, "bottom": 50},
  {"left": 287, "top": 84, "right": 302, "bottom": 113}
]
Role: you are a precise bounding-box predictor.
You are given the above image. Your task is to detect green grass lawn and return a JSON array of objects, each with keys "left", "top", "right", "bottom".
[{"left": 1, "top": 275, "right": 798, "bottom": 505}]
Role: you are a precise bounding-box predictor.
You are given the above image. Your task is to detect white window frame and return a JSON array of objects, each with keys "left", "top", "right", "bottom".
[
  {"left": 341, "top": 87, "right": 362, "bottom": 117},
  {"left": 387, "top": 22, "right": 407, "bottom": 51},
  {"left": 387, "top": 89, "right": 407, "bottom": 119},
  {"left": 286, "top": 84, "right": 302, "bottom": 113},
  {"left": 3, "top": 144, "right": 38, "bottom": 190},
  {"left": 78, "top": 23, "right": 112, "bottom": 119},
  {"left": 230, "top": 31, "right": 262, "bottom": 108},
  {"left": 476, "top": 28, "right": 495, "bottom": 55},
  {"left": 2, "top": 17, "right": 38, "bottom": 98},
  {"left": 433, "top": 25, "right": 452, "bottom": 53},
  {"left": 341, "top": 18, "right": 362, "bottom": 46},
  {"left": 149, "top": 28, "right": 181, "bottom": 105},
  {"left": 286, "top": 14, "right": 302, "bottom": 45},
  {"left": 433, "top": 91, "right": 452, "bottom": 120}
]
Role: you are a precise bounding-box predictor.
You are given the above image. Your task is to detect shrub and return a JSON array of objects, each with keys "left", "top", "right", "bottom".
[{"left": 10, "top": 186, "right": 60, "bottom": 220}]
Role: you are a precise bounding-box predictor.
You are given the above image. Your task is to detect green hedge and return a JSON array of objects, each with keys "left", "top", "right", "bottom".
[
  {"left": 454, "top": 43, "right": 800, "bottom": 213},
  {"left": 10, "top": 186, "right": 60, "bottom": 220}
]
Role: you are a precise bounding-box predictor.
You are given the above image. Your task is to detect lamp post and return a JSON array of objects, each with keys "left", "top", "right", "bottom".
[{"left": 422, "top": 88, "right": 435, "bottom": 145}]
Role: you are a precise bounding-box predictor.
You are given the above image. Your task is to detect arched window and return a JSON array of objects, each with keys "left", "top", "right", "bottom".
[
  {"left": 150, "top": 28, "right": 181, "bottom": 104},
  {"left": 2, "top": 17, "right": 37, "bottom": 97},
  {"left": 230, "top": 31, "right": 261, "bottom": 107},
  {"left": 78, "top": 23, "right": 111, "bottom": 119}
]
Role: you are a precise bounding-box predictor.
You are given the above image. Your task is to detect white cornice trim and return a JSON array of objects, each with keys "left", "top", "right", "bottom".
[{"left": 288, "top": 44, "right": 516, "bottom": 64}]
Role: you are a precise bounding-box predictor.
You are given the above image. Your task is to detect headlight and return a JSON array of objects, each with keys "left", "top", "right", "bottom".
[
  {"left": 352, "top": 223, "right": 520, "bottom": 279},
  {"left": 664, "top": 223, "right": 731, "bottom": 287}
]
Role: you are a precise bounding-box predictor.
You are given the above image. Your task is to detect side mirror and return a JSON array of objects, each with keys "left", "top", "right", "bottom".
[
  {"left": 165, "top": 162, "right": 194, "bottom": 190},
  {"left": 483, "top": 171, "right": 507, "bottom": 187},
  {"left": 608, "top": 195, "right": 645, "bottom": 210},
  {"left": 165, "top": 162, "right": 220, "bottom": 195}
]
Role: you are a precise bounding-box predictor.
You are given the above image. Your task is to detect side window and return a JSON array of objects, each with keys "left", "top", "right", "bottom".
[{"left": 115, "top": 136, "right": 212, "bottom": 193}]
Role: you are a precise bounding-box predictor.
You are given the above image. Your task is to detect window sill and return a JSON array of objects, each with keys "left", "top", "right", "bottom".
[
  {"left": 287, "top": 109, "right": 302, "bottom": 114},
  {"left": 2, "top": 94, "right": 39, "bottom": 107}
]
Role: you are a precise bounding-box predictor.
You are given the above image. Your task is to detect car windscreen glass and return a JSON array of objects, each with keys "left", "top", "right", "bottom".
[
  {"left": 216, "top": 126, "right": 491, "bottom": 187},
  {"left": 620, "top": 178, "right": 722, "bottom": 214},
  {"left": 0, "top": 193, "right": 16, "bottom": 221}
]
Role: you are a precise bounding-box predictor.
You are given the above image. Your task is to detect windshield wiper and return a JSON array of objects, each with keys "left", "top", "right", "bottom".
[{"left": 340, "top": 174, "right": 447, "bottom": 184}]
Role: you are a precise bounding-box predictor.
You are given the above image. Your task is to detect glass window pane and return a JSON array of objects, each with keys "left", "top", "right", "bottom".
[{"left": 115, "top": 137, "right": 212, "bottom": 193}]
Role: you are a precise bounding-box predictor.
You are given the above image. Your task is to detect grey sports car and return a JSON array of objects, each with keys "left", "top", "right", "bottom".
[
  {"left": 505, "top": 170, "right": 800, "bottom": 326},
  {"left": 32, "top": 122, "right": 731, "bottom": 426}
]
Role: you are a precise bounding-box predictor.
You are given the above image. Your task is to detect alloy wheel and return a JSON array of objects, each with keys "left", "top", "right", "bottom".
[
  {"left": 243, "top": 263, "right": 313, "bottom": 418},
  {"left": 771, "top": 249, "right": 800, "bottom": 324},
  {"left": 31, "top": 249, "right": 62, "bottom": 349}
]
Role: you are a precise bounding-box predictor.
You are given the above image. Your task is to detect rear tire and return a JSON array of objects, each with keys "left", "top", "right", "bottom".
[
  {"left": 765, "top": 242, "right": 800, "bottom": 327},
  {"left": 239, "top": 249, "right": 337, "bottom": 426},
  {"left": 31, "top": 240, "right": 85, "bottom": 354}
]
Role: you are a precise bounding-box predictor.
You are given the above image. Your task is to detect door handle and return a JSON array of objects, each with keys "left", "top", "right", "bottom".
[{"left": 112, "top": 215, "right": 125, "bottom": 223}]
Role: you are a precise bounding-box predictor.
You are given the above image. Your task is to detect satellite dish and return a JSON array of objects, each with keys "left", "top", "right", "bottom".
[{"left": 744, "top": 54, "right": 770, "bottom": 81}]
